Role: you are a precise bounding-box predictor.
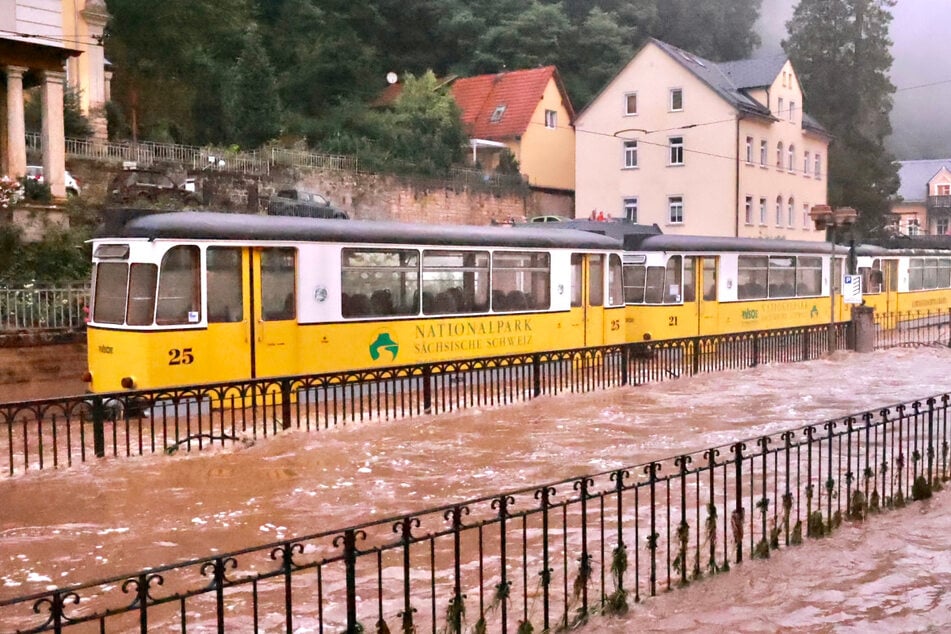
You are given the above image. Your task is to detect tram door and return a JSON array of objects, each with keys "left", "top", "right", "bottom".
[
  {"left": 205, "top": 246, "right": 252, "bottom": 382},
  {"left": 250, "top": 247, "right": 299, "bottom": 379},
  {"left": 572, "top": 253, "right": 606, "bottom": 347},
  {"left": 696, "top": 257, "right": 719, "bottom": 335}
]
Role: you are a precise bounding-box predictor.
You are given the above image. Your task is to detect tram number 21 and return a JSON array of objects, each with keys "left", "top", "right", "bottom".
[
  {"left": 668, "top": 316, "right": 678, "bottom": 326},
  {"left": 168, "top": 347, "right": 195, "bottom": 365}
]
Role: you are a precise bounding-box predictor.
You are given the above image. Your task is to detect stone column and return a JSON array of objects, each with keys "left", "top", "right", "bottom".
[
  {"left": 5, "top": 66, "right": 28, "bottom": 178},
  {"left": 850, "top": 304, "right": 876, "bottom": 353},
  {"left": 41, "top": 70, "right": 67, "bottom": 199}
]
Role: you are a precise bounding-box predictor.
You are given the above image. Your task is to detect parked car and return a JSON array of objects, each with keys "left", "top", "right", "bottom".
[
  {"left": 108, "top": 169, "right": 199, "bottom": 206},
  {"left": 267, "top": 188, "right": 349, "bottom": 219},
  {"left": 25, "top": 165, "right": 81, "bottom": 196},
  {"left": 529, "top": 214, "right": 569, "bottom": 223}
]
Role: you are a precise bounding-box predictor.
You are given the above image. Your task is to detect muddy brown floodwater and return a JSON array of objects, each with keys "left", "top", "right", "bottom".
[{"left": 2, "top": 346, "right": 951, "bottom": 632}]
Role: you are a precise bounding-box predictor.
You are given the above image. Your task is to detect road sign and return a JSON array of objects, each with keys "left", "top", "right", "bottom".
[{"left": 842, "top": 274, "right": 863, "bottom": 304}]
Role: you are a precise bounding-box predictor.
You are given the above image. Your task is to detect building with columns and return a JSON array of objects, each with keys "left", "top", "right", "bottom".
[{"left": 1, "top": 0, "right": 110, "bottom": 199}]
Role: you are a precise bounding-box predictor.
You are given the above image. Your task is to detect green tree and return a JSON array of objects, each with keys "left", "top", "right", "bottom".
[
  {"left": 654, "top": 0, "right": 762, "bottom": 60},
  {"left": 783, "top": 0, "right": 899, "bottom": 236},
  {"left": 24, "top": 86, "right": 93, "bottom": 138},
  {"left": 223, "top": 30, "right": 282, "bottom": 148},
  {"left": 470, "top": 2, "right": 571, "bottom": 73}
]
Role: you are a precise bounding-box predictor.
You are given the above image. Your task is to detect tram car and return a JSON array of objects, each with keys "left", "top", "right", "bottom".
[
  {"left": 854, "top": 241, "right": 951, "bottom": 318},
  {"left": 84, "top": 211, "right": 626, "bottom": 393}
]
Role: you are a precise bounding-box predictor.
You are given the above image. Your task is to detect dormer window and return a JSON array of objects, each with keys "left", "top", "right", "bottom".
[{"left": 490, "top": 105, "right": 506, "bottom": 123}]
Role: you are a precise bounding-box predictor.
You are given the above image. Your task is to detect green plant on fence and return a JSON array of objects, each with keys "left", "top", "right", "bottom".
[
  {"left": 912, "top": 475, "right": 931, "bottom": 501},
  {"left": 781, "top": 492, "right": 793, "bottom": 541},
  {"left": 704, "top": 502, "right": 720, "bottom": 575},
  {"left": 729, "top": 507, "right": 744, "bottom": 568},
  {"left": 516, "top": 620, "right": 534, "bottom": 634},
  {"left": 849, "top": 489, "right": 867, "bottom": 520},
  {"left": 807, "top": 510, "right": 825, "bottom": 538},
  {"left": 563, "top": 552, "right": 593, "bottom": 628},
  {"left": 752, "top": 496, "right": 770, "bottom": 559},
  {"left": 790, "top": 519, "right": 803, "bottom": 545},
  {"left": 831, "top": 509, "right": 842, "bottom": 531},
  {"left": 672, "top": 520, "right": 691, "bottom": 583},
  {"left": 472, "top": 580, "right": 509, "bottom": 634},
  {"left": 440, "top": 592, "right": 465, "bottom": 634},
  {"left": 604, "top": 541, "right": 628, "bottom": 615}
]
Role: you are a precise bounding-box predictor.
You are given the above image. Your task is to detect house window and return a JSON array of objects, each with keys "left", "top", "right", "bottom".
[
  {"left": 668, "top": 196, "right": 684, "bottom": 224},
  {"left": 669, "top": 88, "right": 683, "bottom": 112},
  {"left": 908, "top": 218, "right": 920, "bottom": 236},
  {"left": 777, "top": 97, "right": 784, "bottom": 117},
  {"left": 745, "top": 196, "right": 753, "bottom": 225},
  {"left": 745, "top": 136, "right": 753, "bottom": 163},
  {"left": 669, "top": 136, "right": 684, "bottom": 165},
  {"left": 775, "top": 196, "right": 783, "bottom": 227},
  {"left": 760, "top": 140, "right": 768, "bottom": 166},
  {"left": 759, "top": 197, "right": 767, "bottom": 225},
  {"left": 490, "top": 104, "right": 506, "bottom": 123},
  {"left": 936, "top": 184, "right": 951, "bottom": 196},
  {"left": 624, "top": 92, "right": 637, "bottom": 115},
  {"left": 937, "top": 217, "right": 950, "bottom": 235},
  {"left": 787, "top": 197, "right": 795, "bottom": 227},
  {"left": 623, "top": 140, "right": 638, "bottom": 168},
  {"left": 787, "top": 144, "right": 795, "bottom": 171},
  {"left": 623, "top": 197, "right": 638, "bottom": 222},
  {"left": 776, "top": 142, "right": 784, "bottom": 168},
  {"left": 804, "top": 151, "right": 810, "bottom": 175},
  {"left": 802, "top": 203, "right": 810, "bottom": 228},
  {"left": 545, "top": 109, "right": 557, "bottom": 129},
  {"left": 789, "top": 101, "right": 796, "bottom": 121},
  {"left": 814, "top": 154, "right": 822, "bottom": 178}
]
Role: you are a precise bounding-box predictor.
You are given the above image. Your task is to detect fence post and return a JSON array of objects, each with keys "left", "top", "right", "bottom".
[
  {"left": 91, "top": 395, "right": 106, "bottom": 458},
  {"left": 423, "top": 366, "right": 432, "bottom": 413},
  {"left": 532, "top": 354, "right": 541, "bottom": 398},
  {"left": 280, "top": 379, "right": 292, "bottom": 430},
  {"left": 621, "top": 345, "right": 630, "bottom": 386},
  {"left": 751, "top": 335, "right": 760, "bottom": 368},
  {"left": 731, "top": 442, "right": 746, "bottom": 564},
  {"left": 692, "top": 337, "right": 701, "bottom": 375}
]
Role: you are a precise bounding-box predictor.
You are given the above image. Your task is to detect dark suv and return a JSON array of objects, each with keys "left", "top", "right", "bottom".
[
  {"left": 108, "top": 170, "right": 199, "bottom": 206},
  {"left": 267, "top": 189, "right": 348, "bottom": 219}
]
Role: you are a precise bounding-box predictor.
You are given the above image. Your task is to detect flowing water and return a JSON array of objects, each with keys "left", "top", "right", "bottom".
[{"left": 2, "top": 346, "right": 950, "bottom": 631}]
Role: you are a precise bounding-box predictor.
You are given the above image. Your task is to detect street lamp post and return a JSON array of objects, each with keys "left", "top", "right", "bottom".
[{"left": 809, "top": 205, "right": 858, "bottom": 353}]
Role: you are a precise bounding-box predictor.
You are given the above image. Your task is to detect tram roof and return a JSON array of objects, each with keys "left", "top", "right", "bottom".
[
  {"left": 95, "top": 210, "right": 624, "bottom": 250},
  {"left": 631, "top": 234, "right": 854, "bottom": 255}
]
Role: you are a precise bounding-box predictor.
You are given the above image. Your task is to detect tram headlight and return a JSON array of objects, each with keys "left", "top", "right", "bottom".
[
  {"left": 81, "top": 371, "right": 92, "bottom": 383},
  {"left": 642, "top": 332, "right": 652, "bottom": 341},
  {"left": 120, "top": 376, "right": 136, "bottom": 389}
]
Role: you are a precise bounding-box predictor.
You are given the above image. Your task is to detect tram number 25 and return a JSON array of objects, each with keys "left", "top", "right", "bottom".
[{"left": 168, "top": 347, "right": 195, "bottom": 365}]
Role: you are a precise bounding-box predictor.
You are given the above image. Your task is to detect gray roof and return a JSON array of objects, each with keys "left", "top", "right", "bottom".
[
  {"left": 650, "top": 38, "right": 829, "bottom": 136},
  {"left": 895, "top": 159, "right": 951, "bottom": 202}
]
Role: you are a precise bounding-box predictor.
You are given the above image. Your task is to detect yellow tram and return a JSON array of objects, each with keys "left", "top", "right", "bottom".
[{"left": 84, "top": 211, "right": 626, "bottom": 392}]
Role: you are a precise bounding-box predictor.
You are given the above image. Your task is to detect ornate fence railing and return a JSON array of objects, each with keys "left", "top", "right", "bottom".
[
  {"left": 874, "top": 308, "right": 951, "bottom": 349},
  {"left": 1, "top": 390, "right": 947, "bottom": 633},
  {"left": 0, "top": 323, "right": 849, "bottom": 478},
  {"left": 0, "top": 284, "right": 88, "bottom": 333}
]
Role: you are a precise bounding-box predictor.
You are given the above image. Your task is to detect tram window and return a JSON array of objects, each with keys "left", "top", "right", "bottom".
[
  {"left": 768, "top": 257, "right": 795, "bottom": 298},
  {"left": 796, "top": 257, "right": 821, "bottom": 296},
  {"left": 737, "top": 255, "right": 767, "bottom": 299},
  {"left": 909, "top": 258, "right": 924, "bottom": 291},
  {"left": 342, "top": 249, "right": 419, "bottom": 318},
  {"left": 607, "top": 254, "right": 624, "bottom": 306},
  {"left": 93, "top": 262, "right": 129, "bottom": 324},
  {"left": 207, "top": 247, "right": 243, "bottom": 322},
  {"left": 922, "top": 258, "right": 939, "bottom": 289},
  {"left": 939, "top": 259, "right": 951, "bottom": 288},
  {"left": 261, "top": 248, "right": 295, "bottom": 321},
  {"left": 623, "top": 264, "right": 646, "bottom": 303},
  {"left": 126, "top": 264, "right": 158, "bottom": 325},
  {"left": 662, "top": 256, "right": 682, "bottom": 304},
  {"left": 423, "top": 250, "right": 489, "bottom": 315},
  {"left": 702, "top": 258, "right": 717, "bottom": 301},
  {"left": 589, "top": 255, "right": 604, "bottom": 306},
  {"left": 682, "top": 258, "right": 696, "bottom": 302},
  {"left": 571, "top": 254, "right": 583, "bottom": 307},
  {"left": 156, "top": 246, "right": 201, "bottom": 325},
  {"left": 644, "top": 266, "right": 665, "bottom": 303},
  {"left": 492, "top": 252, "right": 549, "bottom": 312},
  {"left": 862, "top": 260, "right": 883, "bottom": 294}
]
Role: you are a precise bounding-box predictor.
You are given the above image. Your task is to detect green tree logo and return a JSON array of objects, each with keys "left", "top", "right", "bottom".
[{"left": 369, "top": 332, "right": 399, "bottom": 361}]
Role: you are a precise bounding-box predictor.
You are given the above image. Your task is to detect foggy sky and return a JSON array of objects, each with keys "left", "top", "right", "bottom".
[{"left": 754, "top": 0, "right": 951, "bottom": 160}]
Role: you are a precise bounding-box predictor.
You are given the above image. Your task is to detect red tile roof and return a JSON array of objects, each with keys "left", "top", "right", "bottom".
[
  {"left": 451, "top": 66, "right": 567, "bottom": 140},
  {"left": 373, "top": 66, "right": 572, "bottom": 141}
]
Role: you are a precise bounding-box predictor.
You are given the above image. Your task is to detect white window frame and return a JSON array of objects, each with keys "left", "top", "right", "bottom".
[
  {"left": 760, "top": 140, "right": 768, "bottom": 166},
  {"left": 623, "top": 197, "right": 638, "bottom": 222},
  {"left": 787, "top": 144, "right": 795, "bottom": 172},
  {"left": 669, "top": 88, "right": 683, "bottom": 112},
  {"left": 814, "top": 154, "right": 822, "bottom": 178},
  {"left": 776, "top": 141, "right": 784, "bottom": 168},
  {"left": 490, "top": 104, "right": 506, "bottom": 122},
  {"left": 787, "top": 197, "right": 795, "bottom": 228},
  {"left": 544, "top": 109, "right": 557, "bottom": 129},
  {"left": 804, "top": 150, "right": 810, "bottom": 176},
  {"left": 668, "top": 195, "right": 684, "bottom": 224},
  {"left": 775, "top": 196, "right": 783, "bottom": 227},
  {"left": 745, "top": 136, "right": 753, "bottom": 163},
  {"left": 744, "top": 196, "right": 753, "bottom": 225},
  {"left": 623, "top": 140, "right": 638, "bottom": 169},
  {"left": 937, "top": 184, "right": 951, "bottom": 196},
  {"left": 802, "top": 203, "right": 810, "bottom": 228},
  {"left": 789, "top": 101, "right": 796, "bottom": 121},
  {"left": 668, "top": 136, "right": 684, "bottom": 166},
  {"left": 624, "top": 92, "right": 637, "bottom": 116},
  {"left": 759, "top": 197, "right": 767, "bottom": 225},
  {"left": 777, "top": 97, "right": 784, "bottom": 117}
]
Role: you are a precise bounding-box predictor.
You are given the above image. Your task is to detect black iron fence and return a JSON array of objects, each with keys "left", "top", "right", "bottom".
[
  {"left": 2, "top": 324, "right": 847, "bottom": 477},
  {"left": 1, "top": 390, "right": 947, "bottom": 632},
  {"left": 874, "top": 308, "right": 951, "bottom": 349}
]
